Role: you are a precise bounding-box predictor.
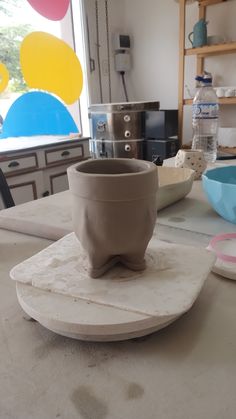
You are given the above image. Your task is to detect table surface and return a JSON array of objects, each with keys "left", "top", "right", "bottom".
[{"left": 1, "top": 177, "right": 236, "bottom": 418}]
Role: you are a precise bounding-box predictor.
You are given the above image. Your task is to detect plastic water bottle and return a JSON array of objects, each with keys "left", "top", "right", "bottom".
[{"left": 192, "top": 75, "right": 219, "bottom": 163}]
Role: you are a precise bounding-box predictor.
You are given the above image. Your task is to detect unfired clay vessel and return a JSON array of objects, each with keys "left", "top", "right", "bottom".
[{"left": 67, "top": 158, "right": 158, "bottom": 278}]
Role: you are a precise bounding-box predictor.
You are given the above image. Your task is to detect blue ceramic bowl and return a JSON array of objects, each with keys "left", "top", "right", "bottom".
[{"left": 202, "top": 165, "right": 236, "bottom": 224}]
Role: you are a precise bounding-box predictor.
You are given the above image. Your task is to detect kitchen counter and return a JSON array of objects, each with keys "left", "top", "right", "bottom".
[{"left": 1, "top": 184, "right": 236, "bottom": 418}]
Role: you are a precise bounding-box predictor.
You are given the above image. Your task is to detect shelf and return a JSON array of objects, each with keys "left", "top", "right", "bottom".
[
  {"left": 198, "top": 0, "right": 227, "bottom": 6},
  {"left": 184, "top": 97, "right": 236, "bottom": 105},
  {"left": 185, "top": 41, "right": 236, "bottom": 57},
  {"left": 178, "top": 0, "right": 230, "bottom": 145},
  {"left": 219, "top": 146, "right": 236, "bottom": 155}
]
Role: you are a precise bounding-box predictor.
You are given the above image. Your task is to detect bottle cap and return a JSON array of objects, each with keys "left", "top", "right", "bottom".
[
  {"left": 195, "top": 75, "right": 204, "bottom": 82},
  {"left": 203, "top": 77, "right": 212, "bottom": 83}
]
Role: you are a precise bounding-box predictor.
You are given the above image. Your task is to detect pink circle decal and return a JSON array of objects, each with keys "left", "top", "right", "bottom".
[{"left": 26, "top": 0, "right": 70, "bottom": 21}]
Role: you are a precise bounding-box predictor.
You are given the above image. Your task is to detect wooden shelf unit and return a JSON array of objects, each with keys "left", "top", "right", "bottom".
[
  {"left": 198, "top": 0, "right": 226, "bottom": 6},
  {"left": 185, "top": 41, "right": 236, "bottom": 57},
  {"left": 184, "top": 96, "right": 236, "bottom": 105},
  {"left": 178, "top": 0, "right": 234, "bottom": 145}
]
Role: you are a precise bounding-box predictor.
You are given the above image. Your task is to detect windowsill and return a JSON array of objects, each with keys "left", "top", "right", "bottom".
[{"left": 0, "top": 135, "right": 90, "bottom": 154}]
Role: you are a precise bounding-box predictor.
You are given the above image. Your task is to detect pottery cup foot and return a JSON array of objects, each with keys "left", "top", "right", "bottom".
[{"left": 90, "top": 255, "right": 146, "bottom": 278}]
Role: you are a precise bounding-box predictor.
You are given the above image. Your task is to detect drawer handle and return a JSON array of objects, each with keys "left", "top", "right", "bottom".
[
  {"left": 42, "top": 191, "right": 50, "bottom": 197},
  {"left": 8, "top": 161, "right": 20, "bottom": 168},
  {"left": 61, "top": 150, "right": 70, "bottom": 157}
]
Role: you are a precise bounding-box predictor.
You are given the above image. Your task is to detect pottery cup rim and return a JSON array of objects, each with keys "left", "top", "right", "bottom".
[
  {"left": 67, "top": 158, "right": 158, "bottom": 202},
  {"left": 72, "top": 158, "right": 156, "bottom": 178}
]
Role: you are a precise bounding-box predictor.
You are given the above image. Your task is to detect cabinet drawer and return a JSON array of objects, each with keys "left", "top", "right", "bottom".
[
  {"left": 45, "top": 144, "right": 84, "bottom": 166},
  {"left": 0, "top": 153, "right": 38, "bottom": 176}
]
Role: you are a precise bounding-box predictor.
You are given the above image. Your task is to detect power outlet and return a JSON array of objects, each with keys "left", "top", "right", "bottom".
[{"left": 114, "top": 52, "right": 131, "bottom": 72}]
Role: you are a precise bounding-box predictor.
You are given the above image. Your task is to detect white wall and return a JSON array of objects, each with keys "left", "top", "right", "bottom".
[
  {"left": 84, "top": 0, "right": 126, "bottom": 104},
  {"left": 122, "top": 0, "right": 179, "bottom": 108},
  {"left": 83, "top": 0, "right": 236, "bottom": 143}
]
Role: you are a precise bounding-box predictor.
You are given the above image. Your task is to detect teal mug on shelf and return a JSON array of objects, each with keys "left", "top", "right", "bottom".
[{"left": 188, "top": 19, "right": 208, "bottom": 48}]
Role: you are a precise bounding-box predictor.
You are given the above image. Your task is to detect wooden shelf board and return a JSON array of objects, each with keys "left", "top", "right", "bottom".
[
  {"left": 185, "top": 41, "right": 236, "bottom": 57},
  {"left": 184, "top": 97, "right": 236, "bottom": 106},
  {"left": 219, "top": 97, "right": 236, "bottom": 105},
  {"left": 181, "top": 145, "right": 236, "bottom": 155},
  {"left": 198, "top": 0, "right": 227, "bottom": 6},
  {"left": 219, "top": 146, "right": 236, "bottom": 155},
  {"left": 184, "top": 99, "right": 193, "bottom": 105}
]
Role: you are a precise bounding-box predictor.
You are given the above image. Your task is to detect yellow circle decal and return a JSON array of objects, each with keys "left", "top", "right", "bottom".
[
  {"left": 20, "top": 32, "right": 83, "bottom": 105},
  {"left": 0, "top": 63, "right": 9, "bottom": 93}
]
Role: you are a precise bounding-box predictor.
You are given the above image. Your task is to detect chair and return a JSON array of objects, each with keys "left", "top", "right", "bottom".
[{"left": 0, "top": 168, "right": 15, "bottom": 208}]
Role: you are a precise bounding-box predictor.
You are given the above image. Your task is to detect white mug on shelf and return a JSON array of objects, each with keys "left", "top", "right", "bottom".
[
  {"left": 207, "top": 35, "right": 225, "bottom": 45},
  {"left": 225, "top": 88, "right": 235, "bottom": 97},
  {"left": 216, "top": 87, "right": 225, "bottom": 97}
]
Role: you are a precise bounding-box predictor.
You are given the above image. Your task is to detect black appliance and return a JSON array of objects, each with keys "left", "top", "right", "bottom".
[
  {"left": 89, "top": 104, "right": 179, "bottom": 161},
  {"left": 144, "top": 109, "right": 179, "bottom": 162}
]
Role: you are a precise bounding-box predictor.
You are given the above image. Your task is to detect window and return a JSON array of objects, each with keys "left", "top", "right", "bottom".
[{"left": 0, "top": 0, "right": 89, "bottom": 136}]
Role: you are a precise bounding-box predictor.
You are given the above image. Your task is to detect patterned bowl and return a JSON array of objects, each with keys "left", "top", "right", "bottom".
[{"left": 202, "top": 165, "right": 236, "bottom": 224}]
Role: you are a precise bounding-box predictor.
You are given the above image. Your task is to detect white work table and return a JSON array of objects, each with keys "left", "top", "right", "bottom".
[{"left": 1, "top": 180, "right": 236, "bottom": 418}]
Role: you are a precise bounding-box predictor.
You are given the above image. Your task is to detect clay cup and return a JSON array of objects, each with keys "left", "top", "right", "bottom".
[{"left": 67, "top": 158, "right": 158, "bottom": 278}]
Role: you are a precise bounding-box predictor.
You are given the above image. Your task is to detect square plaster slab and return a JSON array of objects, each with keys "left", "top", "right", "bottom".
[{"left": 10, "top": 233, "right": 216, "bottom": 341}]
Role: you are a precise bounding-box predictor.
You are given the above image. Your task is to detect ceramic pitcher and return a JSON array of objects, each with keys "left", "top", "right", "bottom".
[
  {"left": 67, "top": 158, "right": 158, "bottom": 278},
  {"left": 188, "top": 19, "right": 208, "bottom": 48}
]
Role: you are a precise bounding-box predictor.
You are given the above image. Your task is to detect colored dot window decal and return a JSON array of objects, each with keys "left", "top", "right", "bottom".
[
  {"left": 26, "top": 0, "right": 70, "bottom": 21},
  {"left": 20, "top": 32, "right": 83, "bottom": 105},
  {"left": 0, "top": 63, "right": 9, "bottom": 94},
  {"left": 0, "top": 91, "right": 79, "bottom": 139}
]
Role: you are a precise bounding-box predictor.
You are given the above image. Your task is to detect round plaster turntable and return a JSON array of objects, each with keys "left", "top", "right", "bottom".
[{"left": 10, "top": 232, "right": 215, "bottom": 341}]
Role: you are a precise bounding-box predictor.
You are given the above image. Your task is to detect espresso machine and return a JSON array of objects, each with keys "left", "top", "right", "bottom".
[{"left": 88, "top": 101, "right": 178, "bottom": 162}]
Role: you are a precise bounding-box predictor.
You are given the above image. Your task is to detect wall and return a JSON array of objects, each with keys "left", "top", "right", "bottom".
[
  {"left": 122, "top": 0, "right": 179, "bottom": 108},
  {"left": 84, "top": 0, "right": 126, "bottom": 104},
  {"left": 83, "top": 0, "right": 236, "bottom": 143},
  {"left": 122, "top": 0, "right": 236, "bottom": 143}
]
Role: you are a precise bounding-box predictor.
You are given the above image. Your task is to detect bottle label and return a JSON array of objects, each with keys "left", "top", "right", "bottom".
[{"left": 192, "top": 103, "right": 219, "bottom": 119}]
